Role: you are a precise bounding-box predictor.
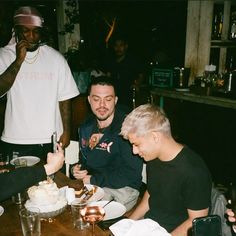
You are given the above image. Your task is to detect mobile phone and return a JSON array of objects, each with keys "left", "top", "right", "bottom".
[
  {"left": 51, "top": 131, "right": 57, "bottom": 153},
  {"left": 192, "top": 215, "right": 222, "bottom": 236}
]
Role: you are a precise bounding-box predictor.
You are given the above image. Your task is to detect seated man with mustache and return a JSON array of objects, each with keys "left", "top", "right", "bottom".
[{"left": 72, "top": 76, "right": 143, "bottom": 211}]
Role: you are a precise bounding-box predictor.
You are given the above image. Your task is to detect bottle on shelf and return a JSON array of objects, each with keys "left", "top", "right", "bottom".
[
  {"left": 218, "top": 11, "right": 223, "bottom": 39},
  {"left": 230, "top": 11, "right": 236, "bottom": 40},
  {"left": 211, "top": 10, "right": 224, "bottom": 40}
]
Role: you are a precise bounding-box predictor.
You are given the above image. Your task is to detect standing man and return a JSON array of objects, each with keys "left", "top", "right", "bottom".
[
  {"left": 105, "top": 34, "right": 145, "bottom": 111},
  {"left": 120, "top": 104, "right": 212, "bottom": 235},
  {"left": 72, "top": 76, "right": 143, "bottom": 211},
  {"left": 0, "top": 6, "right": 79, "bottom": 159}
]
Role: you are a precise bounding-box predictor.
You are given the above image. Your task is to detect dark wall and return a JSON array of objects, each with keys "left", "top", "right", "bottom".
[
  {"left": 155, "top": 96, "right": 236, "bottom": 186},
  {"left": 79, "top": 1, "right": 188, "bottom": 67}
]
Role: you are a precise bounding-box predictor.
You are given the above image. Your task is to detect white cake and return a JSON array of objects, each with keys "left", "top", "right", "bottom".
[{"left": 25, "top": 180, "right": 67, "bottom": 213}]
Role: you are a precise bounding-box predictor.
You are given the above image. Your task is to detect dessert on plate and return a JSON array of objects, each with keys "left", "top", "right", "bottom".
[{"left": 25, "top": 179, "right": 67, "bottom": 214}]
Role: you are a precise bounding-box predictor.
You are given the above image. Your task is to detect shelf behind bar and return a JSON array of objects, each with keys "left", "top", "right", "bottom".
[
  {"left": 211, "top": 40, "right": 236, "bottom": 48},
  {"left": 151, "top": 88, "right": 236, "bottom": 110}
]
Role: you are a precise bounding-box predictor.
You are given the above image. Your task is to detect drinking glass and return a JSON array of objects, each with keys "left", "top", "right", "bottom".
[
  {"left": 12, "top": 158, "right": 27, "bottom": 204},
  {"left": 19, "top": 207, "right": 41, "bottom": 236},
  {"left": 80, "top": 205, "right": 105, "bottom": 236},
  {"left": 71, "top": 199, "right": 89, "bottom": 230}
]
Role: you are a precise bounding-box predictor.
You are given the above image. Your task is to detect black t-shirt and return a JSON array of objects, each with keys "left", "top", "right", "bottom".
[{"left": 145, "top": 146, "right": 212, "bottom": 232}]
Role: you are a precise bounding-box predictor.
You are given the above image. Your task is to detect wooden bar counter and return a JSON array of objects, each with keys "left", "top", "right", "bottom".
[{"left": 0, "top": 172, "right": 111, "bottom": 236}]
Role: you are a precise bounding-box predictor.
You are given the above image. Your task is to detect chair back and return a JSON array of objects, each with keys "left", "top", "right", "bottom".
[
  {"left": 65, "top": 140, "right": 79, "bottom": 177},
  {"left": 210, "top": 188, "right": 232, "bottom": 236}
]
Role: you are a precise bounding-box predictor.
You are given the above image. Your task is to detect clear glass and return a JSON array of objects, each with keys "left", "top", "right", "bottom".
[
  {"left": 19, "top": 207, "right": 41, "bottom": 236},
  {"left": 71, "top": 199, "right": 89, "bottom": 230}
]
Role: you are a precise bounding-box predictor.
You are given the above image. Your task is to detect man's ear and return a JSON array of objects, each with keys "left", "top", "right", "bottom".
[
  {"left": 115, "top": 96, "right": 118, "bottom": 104},
  {"left": 87, "top": 96, "right": 91, "bottom": 105},
  {"left": 151, "top": 131, "right": 159, "bottom": 143}
]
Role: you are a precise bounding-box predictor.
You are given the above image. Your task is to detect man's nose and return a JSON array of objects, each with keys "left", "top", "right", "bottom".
[
  {"left": 27, "top": 31, "right": 35, "bottom": 40},
  {"left": 99, "top": 99, "right": 106, "bottom": 106}
]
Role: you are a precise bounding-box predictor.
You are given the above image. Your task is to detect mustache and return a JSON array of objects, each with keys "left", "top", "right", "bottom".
[{"left": 96, "top": 107, "right": 108, "bottom": 111}]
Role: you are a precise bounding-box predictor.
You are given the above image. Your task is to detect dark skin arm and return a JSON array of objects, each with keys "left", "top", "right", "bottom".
[
  {"left": 0, "top": 40, "right": 30, "bottom": 96},
  {"left": 59, "top": 99, "right": 72, "bottom": 148}
]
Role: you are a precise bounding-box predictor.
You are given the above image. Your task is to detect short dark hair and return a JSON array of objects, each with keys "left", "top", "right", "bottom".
[
  {"left": 88, "top": 76, "right": 117, "bottom": 95},
  {"left": 110, "top": 33, "right": 129, "bottom": 46}
]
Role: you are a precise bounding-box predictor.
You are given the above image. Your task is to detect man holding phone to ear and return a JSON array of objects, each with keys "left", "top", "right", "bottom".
[{"left": 0, "top": 6, "right": 79, "bottom": 160}]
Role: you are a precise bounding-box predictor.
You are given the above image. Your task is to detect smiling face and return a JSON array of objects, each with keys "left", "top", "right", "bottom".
[
  {"left": 128, "top": 132, "right": 160, "bottom": 162},
  {"left": 88, "top": 84, "right": 118, "bottom": 123}
]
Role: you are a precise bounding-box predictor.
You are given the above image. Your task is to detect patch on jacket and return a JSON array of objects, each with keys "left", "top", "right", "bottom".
[{"left": 96, "top": 142, "right": 113, "bottom": 153}]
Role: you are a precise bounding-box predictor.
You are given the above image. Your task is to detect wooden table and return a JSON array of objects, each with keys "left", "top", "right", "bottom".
[{"left": 0, "top": 172, "right": 111, "bottom": 236}]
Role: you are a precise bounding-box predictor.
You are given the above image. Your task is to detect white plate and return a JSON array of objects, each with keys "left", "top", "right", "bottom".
[
  {"left": 78, "top": 184, "right": 105, "bottom": 203},
  {"left": 0, "top": 206, "right": 4, "bottom": 216},
  {"left": 10, "top": 156, "right": 40, "bottom": 166},
  {"left": 88, "top": 200, "right": 126, "bottom": 221}
]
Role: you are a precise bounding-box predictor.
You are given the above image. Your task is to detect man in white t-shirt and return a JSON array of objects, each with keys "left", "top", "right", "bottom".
[{"left": 0, "top": 6, "right": 79, "bottom": 160}]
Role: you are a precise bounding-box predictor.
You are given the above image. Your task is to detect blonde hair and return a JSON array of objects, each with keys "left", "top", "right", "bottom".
[{"left": 121, "top": 104, "right": 171, "bottom": 138}]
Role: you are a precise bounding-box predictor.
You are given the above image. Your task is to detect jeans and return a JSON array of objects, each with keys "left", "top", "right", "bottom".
[{"left": 102, "top": 186, "right": 139, "bottom": 211}]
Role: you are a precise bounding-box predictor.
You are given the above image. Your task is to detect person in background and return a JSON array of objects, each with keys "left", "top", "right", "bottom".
[
  {"left": 0, "top": 143, "right": 64, "bottom": 202},
  {"left": 120, "top": 104, "right": 212, "bottom": 235},
  {"left": 226, "top": 209, "right": 236, "bottom": 234},
  {"left": 104, "top": 34, "right": 145, "bottom": 111},
  {"left": 0, "top": 6, "right": 79, "bottom": 160},
  {"left": 72, "top": 76, "right": 143, "bottom": 211},
  {"left": 67, "top": 51, "right": 91, "bottom": 94}
]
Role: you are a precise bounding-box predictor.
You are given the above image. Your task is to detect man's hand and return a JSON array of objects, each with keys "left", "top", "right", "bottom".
[
  {"left": 83, "top": 175, "right": 91, "bottom": 184},
  {"left": 72, "top": 164, "right": 88, "bottom": 179},
  {"left": 44, "top": 143, "right": 64, "bottom": 175},
  {"left": 226, "top": 209, "right": 236, "bottom": 223},
  {"left": 15, "top": 40, "right": 31, "bottom": 65}
]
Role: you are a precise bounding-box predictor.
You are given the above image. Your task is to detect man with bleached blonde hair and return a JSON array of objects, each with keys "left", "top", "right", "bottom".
[{"left": 120, "top": 103, "right": 212, "bottom": 235}]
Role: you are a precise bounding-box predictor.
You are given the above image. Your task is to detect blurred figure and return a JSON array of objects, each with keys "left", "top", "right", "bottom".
[
  {"left": 0, "top": 6, "right": 79, "bottom": 160},
  {"left": 68, "top": 51, "right": 91, "bottom": 94},
  {"left": 104, "top": 34, "right": 145, "bottom": 110}
]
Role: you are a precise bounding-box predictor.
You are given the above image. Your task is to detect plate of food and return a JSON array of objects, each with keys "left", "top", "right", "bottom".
[
  {"left": 88, "top": 200, "right": 126, "bottom": 221},
  {"left": 10, "top": 156, "right": 40, "bottom": 166},
  {"left": 76, "top": 184, "right": 105, "bottom": 203}
]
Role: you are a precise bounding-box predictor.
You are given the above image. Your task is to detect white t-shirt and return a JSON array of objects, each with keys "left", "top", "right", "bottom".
[{"left": 0, "top": 44, "right": 79, "bottom": 144}]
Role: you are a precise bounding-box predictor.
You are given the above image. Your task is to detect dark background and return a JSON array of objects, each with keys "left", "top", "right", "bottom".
[{"left": 0, "top": 0, "right": 187, "bottom": 67}]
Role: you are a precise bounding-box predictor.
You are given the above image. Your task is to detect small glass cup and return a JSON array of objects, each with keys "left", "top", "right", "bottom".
[
  {"left": 71, "top": 199, "right": 89, "bottom": 230},
  {"left": 19, "top": 207, "right": 41, "bottom": 236}
]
